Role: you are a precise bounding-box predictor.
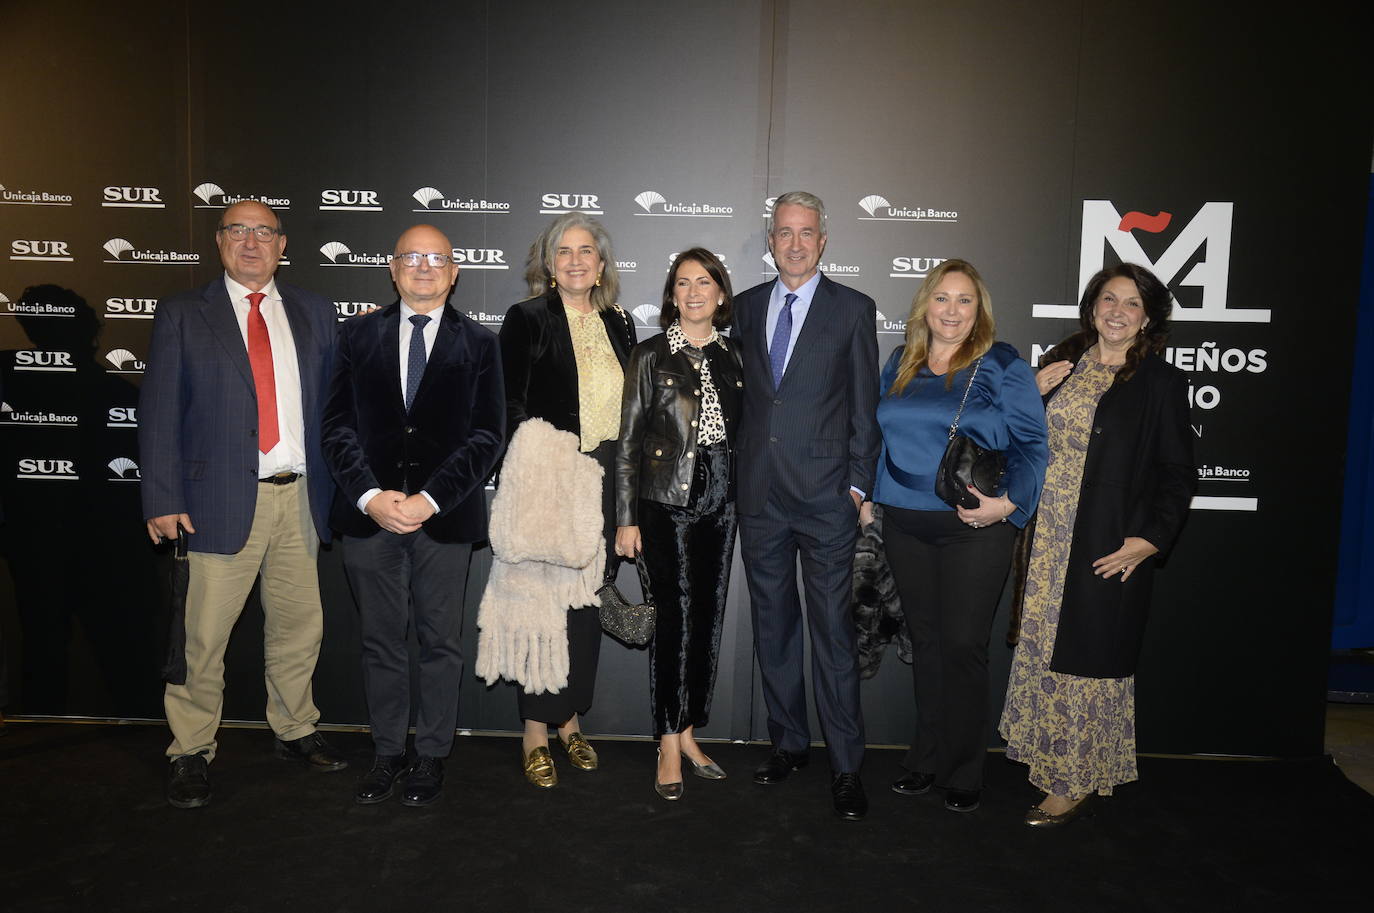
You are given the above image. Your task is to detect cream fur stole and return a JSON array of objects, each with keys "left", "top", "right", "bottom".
[{"left": 476, "top": 418, "right": 605, "bottom": 694}]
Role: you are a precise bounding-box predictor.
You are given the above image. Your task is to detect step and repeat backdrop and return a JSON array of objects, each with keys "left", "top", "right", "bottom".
[{"left": 1, "top": 1, "right": 1368, "bottom": 756}]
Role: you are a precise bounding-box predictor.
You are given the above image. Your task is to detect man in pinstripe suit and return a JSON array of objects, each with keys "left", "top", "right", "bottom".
[
  {"left": 732, "top": 191, "right": 881, "bottom": 820},
  {"left": 139, "top": 200, "right": 345, "bottom": 808}
]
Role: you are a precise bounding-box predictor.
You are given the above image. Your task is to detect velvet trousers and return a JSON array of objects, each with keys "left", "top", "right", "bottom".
[
  {"left": 881, "top": 504, "right": 1015, "bottom": 792},
  {"left": 639, "top": 443, "right": 736, "bottom": 737},
  {"left": 518, "top": 439, "right": 620, "bottom": 725}
]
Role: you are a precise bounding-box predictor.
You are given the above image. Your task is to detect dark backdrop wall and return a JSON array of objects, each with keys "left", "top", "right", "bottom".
[{"left": 1, "top": 1, "right": 1368, "bottom": 757}]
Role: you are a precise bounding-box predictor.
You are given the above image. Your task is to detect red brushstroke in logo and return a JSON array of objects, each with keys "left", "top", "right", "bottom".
[{"left": 1117, "top": 210, "right": 1172, "bottom": 233}]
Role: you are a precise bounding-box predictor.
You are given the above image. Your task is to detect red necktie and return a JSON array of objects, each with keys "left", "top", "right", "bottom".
[{"left": 246, "top": 292, "right": 279, "bottom": 453}]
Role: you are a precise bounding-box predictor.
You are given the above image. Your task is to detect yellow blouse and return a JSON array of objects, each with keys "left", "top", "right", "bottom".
[{"left": 564, "top": 303, "right": 623, "bottom": 452}]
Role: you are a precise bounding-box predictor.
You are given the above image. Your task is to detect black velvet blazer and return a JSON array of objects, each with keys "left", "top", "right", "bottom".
[
  {"left": 497, "top": 291, "right": 637, "bottom": 442},
  {"left": 1031, "top": 343, "right": 1196, "bottom": 678},
  {"left": 322, "top": 301, "right": 506, "bottom": 544}
]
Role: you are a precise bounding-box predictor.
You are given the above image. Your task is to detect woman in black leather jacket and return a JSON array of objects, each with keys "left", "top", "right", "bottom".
[{"left": 615, "top": 247, "right": 743, "bottom": 800}]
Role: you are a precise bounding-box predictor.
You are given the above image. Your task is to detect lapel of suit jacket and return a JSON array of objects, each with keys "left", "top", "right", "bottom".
[
  {"left": 379, "top": 301, "right": 405, "bottom": 414},
  {"left": 598, "top": 305, "right": 632, "bottom": 368},
  {"left": 776, "top": 274, "right": 830, "bottom": 391},
  {"left": 409, "top": 302, "right": 462, "bottom": 412},
  {"left": 746, "top": 284, "right": 777, "bottom": 392},
  {"left": 199, "top": 278, "right": 255, "bottom": 392},
  {"left": 279, "top": 281, "right": 322, "bottom": 411},
  {"left": 544, "top": 292, "right": 578, "bottom": 389}
]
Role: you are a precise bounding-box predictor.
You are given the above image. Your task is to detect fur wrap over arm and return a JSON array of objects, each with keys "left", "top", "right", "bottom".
[{"left": 476, "top": 418, "right": 606, "bottom": 694}]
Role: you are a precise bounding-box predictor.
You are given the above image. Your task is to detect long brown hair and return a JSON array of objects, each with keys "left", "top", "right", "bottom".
[
  {"left": 1052, "top": 263, "right": 1172, "bottom": 382},
  {"left": 889, "top": 258, "right": 995, "bottom": 394}
]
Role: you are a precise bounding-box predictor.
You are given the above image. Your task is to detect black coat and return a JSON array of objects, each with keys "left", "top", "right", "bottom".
[
  {"left": 497, "top": 291, "right": 636, "bottom": 440},
  {"left": 322, "top": 301, "right": 506, "bottom": 544},
  {"left": 614, "top": 331, "right": 744, "bottom": 525},
  {"left": 1030, "top": 344, "right": 1195, "bottom": 677}
]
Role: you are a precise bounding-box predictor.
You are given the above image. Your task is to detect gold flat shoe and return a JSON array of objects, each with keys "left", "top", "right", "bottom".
[
  {"left": 523, "top": 746, "right": 557, "bottom": 788},
  {"left": 561, "top": 731, "right": 598, "bottom": 771},
  {"left": 1024, "top": 794, "right": 1095, "bottom": 828}
]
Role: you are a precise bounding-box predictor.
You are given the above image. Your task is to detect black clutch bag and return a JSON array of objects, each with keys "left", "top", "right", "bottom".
[
  {"left": 597, "top": 558, "right": 657, "bottom": 647},
  {"left": 933, "top": 356, "right": 1006, "bottom": 510}
]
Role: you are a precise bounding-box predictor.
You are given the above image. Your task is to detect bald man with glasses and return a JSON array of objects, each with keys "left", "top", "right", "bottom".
[
  {"left": 140, "top": 201, "right": 345, "bottom": 809},
  {"left": 322, "top": 224, "right": 505, "bottom": 806}
]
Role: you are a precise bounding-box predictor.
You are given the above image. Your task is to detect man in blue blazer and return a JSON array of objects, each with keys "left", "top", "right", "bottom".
[
  {"left": 139, "top": 201, "right": 345, "bottom": 809},
  {"left": 322, "top": 224, "right": 505, "bottom": 807},
  {"left": 733, "top": 191, "right": 881, "bottom": 819}
]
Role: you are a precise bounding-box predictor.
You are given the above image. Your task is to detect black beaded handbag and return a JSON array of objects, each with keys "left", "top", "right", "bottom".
[
  {"left": 934, "top": 356, "right": 1006, "bottom": 510},
  {"left": 597, "top": 558, "right": 656, "bottom": 647}
]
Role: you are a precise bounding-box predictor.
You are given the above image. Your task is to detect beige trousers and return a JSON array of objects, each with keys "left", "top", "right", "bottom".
[{"left": 164, "top": 480, "right": 323, "bottom": 761}]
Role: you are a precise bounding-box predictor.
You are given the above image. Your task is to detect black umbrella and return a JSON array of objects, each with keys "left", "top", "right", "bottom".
[{"left": 159, "top": 525, "right": 190, "bottom": 685}]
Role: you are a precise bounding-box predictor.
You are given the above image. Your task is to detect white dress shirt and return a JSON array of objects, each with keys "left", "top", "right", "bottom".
[{"left": 224, "top": 274, "right": 307, "bottom": 478}]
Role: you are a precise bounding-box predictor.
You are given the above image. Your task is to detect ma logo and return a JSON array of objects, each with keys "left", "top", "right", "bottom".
[{"left": 1034, "top": 200, "right": 1266, "bottom": 323}]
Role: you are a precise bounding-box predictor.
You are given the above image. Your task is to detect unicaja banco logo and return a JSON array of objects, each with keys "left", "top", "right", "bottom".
[
  {"left": 108, "top": 457, "right": 140, "bottom": 481},
  {"left": 104, "top": 348, "right": 146, "bottom": 373},
  {"left": 320, "top": 242, "right": 391, "bottom": 268},
  {"left": 634, "top": 190, "right": 733, "bottom": 218},
  {"left": 1032, "top": 200, "right": 1260, "bottom": 323},
  {"left": 411, "top": 187, "right": 511, "bottom": 213},
  {"left": 857, "top": 194, "right": 958, "bottom": 223},
  {"left": 192, "top": 181, "right": 290, "bottom": 209},
  {"left": 1, "top": 181, "right": 74, "bottom": 206},
  {"left": 103, "top": 237, "right": 199, "bottom": 265}
]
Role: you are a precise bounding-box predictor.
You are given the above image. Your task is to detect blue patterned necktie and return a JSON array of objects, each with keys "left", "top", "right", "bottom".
[
  {"left": 769, "top": 292, "right": 797, "bottom": 388},
  {"left": 405, "top": 313, "right": 430, "bottom": 410}
]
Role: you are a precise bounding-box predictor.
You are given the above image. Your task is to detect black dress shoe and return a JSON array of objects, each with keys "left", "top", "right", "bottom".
[
  {"left": 274, "top": 732, "right": 348, "bottom": 772},
  {"left": 167, "top": 752, "right": 211, "bottom": 809},
  {"left": 752, "top": 748, "right": 810, "bottom": 785},
  {"left": 401, "top": 757, "right": 444, "bottom": 807},
  {"left": 891, "top": 771, "right": 935, "bottom": 797},
  {"left": 354, "top": 754, "right": 408, "bottom": 805},
  {"left": 945, "top": 788, "right": 981, "bottom": 812},
  {"left": 832, "top": 772, "right": 868, "bottom": 821}
]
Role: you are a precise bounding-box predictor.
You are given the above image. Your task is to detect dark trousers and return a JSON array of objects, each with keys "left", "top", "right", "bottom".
[
  {"left": 640, "top": 443, "right": 736, "bottom": 737},
  {"left": 881, "top": 505, "right": 1014, "bottom": 792},
  {"left": 342, "top": 529, "right": 473, "bottom": 759},
  {"left": 518, "top": 439, "right": 619, "bottom": 725},
  {"left": 739, "top": 492, "right": 865, "bottom": 773}
]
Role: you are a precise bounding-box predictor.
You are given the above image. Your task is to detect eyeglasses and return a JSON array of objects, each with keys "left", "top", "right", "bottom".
[
  {"left": 218, "top": 224, "right": 282, "bottom": 241},
  {"left": 394, "top": 252, "right": 452, "bottom": 268}
]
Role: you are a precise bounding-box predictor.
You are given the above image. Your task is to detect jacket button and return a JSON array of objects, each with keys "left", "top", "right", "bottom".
[
  {"left": 1093, "top": 426, "right": 1102, "bottom": 434},
  {"left": 690, "top": 419, "right": 698, "bottom": 427},
  {"left": 405, "top": 425, "right": 415, "bottom": 434},
  {"left": 654, "top": 449, "right": 663, "bottom": 457},
  {"left": 736, "top": 381, "right": 743, "bottom": 387},
  {"left": 680, "top": 483, "right": 689, "bottom": 491},
  {"left": 694, "top": 389, "right": 701, "bottom": 396},
  {"left": 687, "top": 451, "right": 694, "bottom": 459},
  {"left": 396, "top": 461, "right": 404, "bottom": 468},
  {"left": 773, "top": 399, "right": 782, "bottom": 405},
  {"left": 665, "top": 378, "right": 674, "bottom": 385}
]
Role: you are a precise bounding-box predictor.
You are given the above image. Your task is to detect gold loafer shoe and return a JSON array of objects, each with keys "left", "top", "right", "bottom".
[
  {"left": 1024, "top": 794, "right": 1095, "bottom": 828},
  {"left": 523, "top": 746, "right": 557, "bottom": 788},
  {"left": 561, "top": 731, "right": 598, "bottom": 771}
]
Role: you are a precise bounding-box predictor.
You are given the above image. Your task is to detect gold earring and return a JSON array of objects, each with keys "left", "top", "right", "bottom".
[
  {"left": 549, "top": 276, "right": 556, "bottom": 289},
  {"left": 595, "top": 273, "right": 602, "bottom": 287}
]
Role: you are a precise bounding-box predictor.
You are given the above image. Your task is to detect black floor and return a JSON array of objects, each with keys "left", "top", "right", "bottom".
[{"left": 1, "top": 722, "right": 1369, "bottom": 912}]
